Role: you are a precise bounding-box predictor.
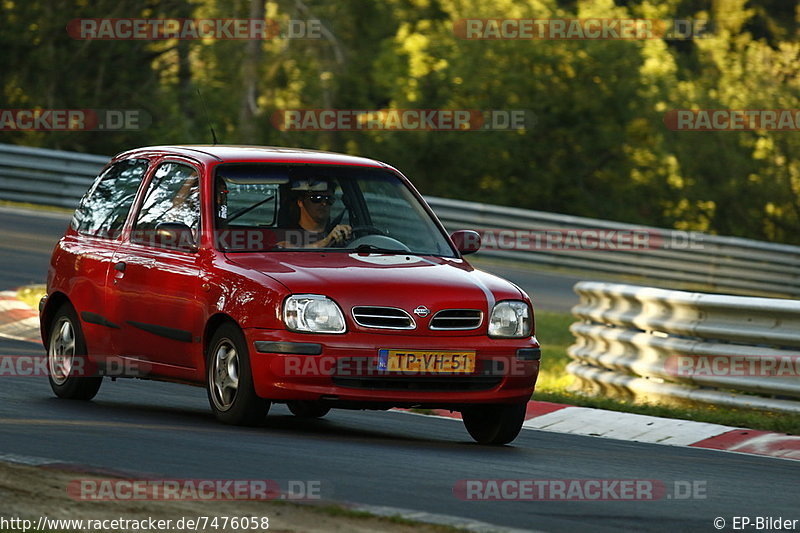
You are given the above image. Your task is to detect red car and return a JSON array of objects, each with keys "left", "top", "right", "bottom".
[{"left": 40, "top": 145, "right": 540, "bottom": 445}]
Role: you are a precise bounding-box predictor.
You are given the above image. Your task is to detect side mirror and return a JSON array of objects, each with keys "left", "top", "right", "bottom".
[
  {"left": 450, "top": 230, "right": 481, "bottom": 255},
  {"left": 155, "top": 222, "right": 197, "bottom": 252}
]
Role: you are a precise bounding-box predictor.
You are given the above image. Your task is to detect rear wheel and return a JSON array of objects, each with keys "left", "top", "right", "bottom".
[
  {"left": 206, "top": 322, "right": 269, "bottom": 425},
  {"left": 462, "top": 402, "right": 527, "bottom": 445},
  {"left": 47, "top": 304, "right": 102, "bottom": 400},
  {"left": 287, "top": 400, "right": 331, "bottom": 419}
]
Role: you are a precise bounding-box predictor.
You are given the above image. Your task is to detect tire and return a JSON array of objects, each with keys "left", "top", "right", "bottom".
[
  {"left": 287, "top": 400, "right": 331, "bottom": 419},
  {"left": 462, "top": 402, "right": 528, "bottom": 445},
  {"left": 47, "top": 303, "right": 102, "bottom": 400},
  {"left": 206, "top": 322, "right": 269, "bottom": 425}
]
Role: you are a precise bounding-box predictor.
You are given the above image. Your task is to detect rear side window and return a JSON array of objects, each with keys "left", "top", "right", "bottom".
[{"left": 71, "top": 159, "right": 149, "bottom": 238}]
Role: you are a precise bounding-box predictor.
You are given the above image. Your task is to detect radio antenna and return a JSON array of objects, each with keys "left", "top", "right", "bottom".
[{"left": 197, "top": 89, "right": 219, "bottom": 145}]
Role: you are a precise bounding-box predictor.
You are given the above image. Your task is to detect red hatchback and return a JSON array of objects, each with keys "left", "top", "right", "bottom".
[{"left": 40, "top": 145, "right": 540, "bottom": 444}]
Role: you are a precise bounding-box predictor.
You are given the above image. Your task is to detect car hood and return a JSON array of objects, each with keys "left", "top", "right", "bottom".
[{"left": 225, "top": 252, "right": 526, "bottom": 314}]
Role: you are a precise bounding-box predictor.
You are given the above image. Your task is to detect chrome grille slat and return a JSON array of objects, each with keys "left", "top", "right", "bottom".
[
  {"left": 429, "top": 309, "right": 483, "bottom": 330},
  {"left": 352, "top": 306, "right": 416, "bottom": 330}
]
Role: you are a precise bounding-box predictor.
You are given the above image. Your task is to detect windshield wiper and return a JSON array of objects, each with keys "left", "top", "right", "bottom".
[
  {"left": 351, "top": 244, "right": 408, "bottom": 254},
  {"left": 228, "top": 195, "right": 275, "bottom": 222}
]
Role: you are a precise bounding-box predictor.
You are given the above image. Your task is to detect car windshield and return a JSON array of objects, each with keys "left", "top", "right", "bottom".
[{"left": 213, "top": 163, "right": 456, "bottom": 257}]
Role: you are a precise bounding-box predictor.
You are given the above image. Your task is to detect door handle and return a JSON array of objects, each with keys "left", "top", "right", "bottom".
[{"left": 114, "top": 261, "right": 127, "bottom": 272}]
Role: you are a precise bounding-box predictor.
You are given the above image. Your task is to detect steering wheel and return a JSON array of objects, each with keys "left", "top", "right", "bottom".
[{"left": 349, "top": 225, "right": 387, "bottom": 237}]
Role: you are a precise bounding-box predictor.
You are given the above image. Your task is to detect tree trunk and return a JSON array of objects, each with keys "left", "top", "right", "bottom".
[{"left": 238, "top": 0, "right": 266, "bottom": 143}]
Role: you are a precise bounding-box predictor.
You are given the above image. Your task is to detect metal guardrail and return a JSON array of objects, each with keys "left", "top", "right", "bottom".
[
  {"left": 2, "top": 142, "right": 800, "bottom": 297},
  {"left": 0, "top": 143, "right": 108, "bottom": 208},
  {"left": 568, "top": 281, "right": 800, "bottom": 414},
  {"left": 429, "top": 197, "right": 800, "bottom": 298}
]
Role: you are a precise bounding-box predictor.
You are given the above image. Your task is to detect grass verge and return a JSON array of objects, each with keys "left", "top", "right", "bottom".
[{"left": 16, "top": 284, "right": 46, "bottom": 310}]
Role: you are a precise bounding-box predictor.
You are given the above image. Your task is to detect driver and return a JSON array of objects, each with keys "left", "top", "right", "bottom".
[{"left": 279, "top": 179, "right": 352, "bottom": 248}]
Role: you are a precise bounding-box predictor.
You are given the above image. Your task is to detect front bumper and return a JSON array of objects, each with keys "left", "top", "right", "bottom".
[{"left": 244, "top": 328, "right": 540, "bottom": 406}]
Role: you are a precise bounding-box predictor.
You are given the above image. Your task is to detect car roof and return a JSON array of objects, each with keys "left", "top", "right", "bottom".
[{"left": 114, "top": 145, "right": 390, "bottom": 168}]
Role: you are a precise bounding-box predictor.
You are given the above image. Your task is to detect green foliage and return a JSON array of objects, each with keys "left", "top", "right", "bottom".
[
  {"left": 534, "top": 310, "right": 576, "bottom": 392},
  {"left": 2, "top": 0, "right": 798, "bottom": 243}
]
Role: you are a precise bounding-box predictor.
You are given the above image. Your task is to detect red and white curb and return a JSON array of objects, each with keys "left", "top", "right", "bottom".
[
  {"left": 410, "top": 402, "right": 800, "bottom": 462},
  {"left": 0, "top": 290, "right": 40, "bottom": 343},
  {"left": 2, "top": 288, "right": 799, "bottom": 463}
]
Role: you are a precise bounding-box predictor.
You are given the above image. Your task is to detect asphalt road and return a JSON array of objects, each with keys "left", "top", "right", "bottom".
[
  {"left": 0, "top": 206, "right": 71, "bottom": 288},
  {"left": 1, "top": 205, "right": 799, "bottom": 532}
]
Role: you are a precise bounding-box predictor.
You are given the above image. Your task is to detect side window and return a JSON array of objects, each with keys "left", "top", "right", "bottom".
[
  {"left": 71, "top": 159, "right": 148, "bottom": 238},
  {"left": 132, "top": 162, "right": 200, "bottom": 248}
]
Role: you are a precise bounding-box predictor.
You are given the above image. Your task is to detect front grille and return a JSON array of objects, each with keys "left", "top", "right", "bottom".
[
  {"left": 332, "top": 376, "right": 502, "bottom": 391},
  {"left": 429, "top": 309, "right": 483, "bottom": 330},
  {"left": 352, "top": 306, "right": 415, "bottom": 329}
]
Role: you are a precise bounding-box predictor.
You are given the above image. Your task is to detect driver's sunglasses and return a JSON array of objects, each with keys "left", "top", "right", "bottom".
[{"left": 306, "top": 194, "right": 336, "bottom": 205}]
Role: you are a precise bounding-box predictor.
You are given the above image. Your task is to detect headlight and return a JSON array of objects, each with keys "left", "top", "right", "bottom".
[
  {"left": 284, "top": 295, "right": 346, "bottom": 334},
  {"left": 488, "top": 301, "right": 531, "bottom": 338}
]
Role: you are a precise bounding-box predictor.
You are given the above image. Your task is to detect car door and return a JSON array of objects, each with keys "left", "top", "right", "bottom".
[
  {"left": 62, "top": 158, "right": 149, "bottom": 357},
  {"left": 106, "top": 160, "right": 205, "bottom": 376}
]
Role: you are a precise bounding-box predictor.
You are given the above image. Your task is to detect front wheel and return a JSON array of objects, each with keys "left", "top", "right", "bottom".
[
  {"left": 462, "top": 402, "right": 528, "bottom": 445},
  {"left": 47, "top": 303, "right": 102, "bottom": 400},
  {"left": 206, "top": 322, "right": 269, "bottom": 426}
]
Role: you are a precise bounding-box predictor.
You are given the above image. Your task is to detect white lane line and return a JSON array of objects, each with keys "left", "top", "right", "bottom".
[
  {"left": 0, "top": 452, "right": 63, "bottom": 466},
  {"left": 349, "top": 503, "right": 542, "bottom": 533}
]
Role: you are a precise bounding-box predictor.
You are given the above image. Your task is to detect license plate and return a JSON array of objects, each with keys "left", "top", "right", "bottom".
[{"left": 378, "top": 349, "right": 476, "bottom": 373}]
